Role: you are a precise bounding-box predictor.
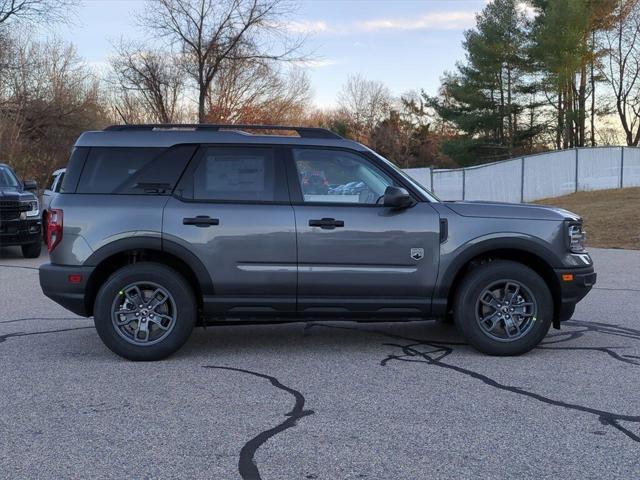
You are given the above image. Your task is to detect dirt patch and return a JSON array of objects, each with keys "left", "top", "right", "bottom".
[{"left": 535, "top": 188, "right": 640, "bottom": 250}]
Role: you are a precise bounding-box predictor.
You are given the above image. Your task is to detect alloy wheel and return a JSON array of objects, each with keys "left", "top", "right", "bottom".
[
  {"left": 475, "top": 280, "right": 538, "bottom": 342},
  {"left": 111, "top": 282, "right": 177, "bottom": 346}
]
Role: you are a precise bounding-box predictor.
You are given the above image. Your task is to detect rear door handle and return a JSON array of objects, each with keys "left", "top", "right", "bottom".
[
  {"left": 309, "top": 218, "right": 345, "bottom": 229},
  {"left": 183, "top": 216, "right": 219, "bottom": 227}
]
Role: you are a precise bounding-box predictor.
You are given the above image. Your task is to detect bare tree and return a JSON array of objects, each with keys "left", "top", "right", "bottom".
[
  {"left": 139, "top": 0, "right": 305, "bottom": 123},
  {"left": 110, "top": 41, "right": 185, "bottom": 123},
  {"left": 337, "top": 74, "right": 393, "bottom": 142},
  {"left": 0, "top": 0, "right": 76, "bottom": 26},
  {"left": 600, "top": 0, "right": 640, "bottom": 146},
  {"left": 0, "top": 36, "right": 107, "bottom": 182},
  {"left": 207, "top": 61, "right": 311, "bottom": 124}
]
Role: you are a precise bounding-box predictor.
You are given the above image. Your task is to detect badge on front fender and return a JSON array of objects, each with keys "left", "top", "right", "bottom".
[{"left": 411, "top": 248, "right": 424, "bottom": 261}]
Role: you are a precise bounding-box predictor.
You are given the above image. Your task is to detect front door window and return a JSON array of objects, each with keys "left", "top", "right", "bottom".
[{"left": 292, "top": 148, "right": 395, "bottom": 205}]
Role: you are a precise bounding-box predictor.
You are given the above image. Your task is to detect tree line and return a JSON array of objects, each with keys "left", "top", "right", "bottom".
[
  {"left": 427, "top": 0, "right": 640, "bottom": 166},
  {"left": 0, "top": 0, "right": 639, "bottom": 185}
]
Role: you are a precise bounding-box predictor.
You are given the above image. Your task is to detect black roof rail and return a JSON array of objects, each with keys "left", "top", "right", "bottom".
[{"left": 103, "top": 124, "right": 343, "bottom": 140}]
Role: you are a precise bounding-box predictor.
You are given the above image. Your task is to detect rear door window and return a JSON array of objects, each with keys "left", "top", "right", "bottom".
[{"left": 176, "top": 146, "right": 288, "bottom": 202}]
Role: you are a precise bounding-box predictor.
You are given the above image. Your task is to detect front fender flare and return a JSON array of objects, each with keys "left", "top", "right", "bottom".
[{"left": 433, "top": 233, "right": 562, "bottom": 311}]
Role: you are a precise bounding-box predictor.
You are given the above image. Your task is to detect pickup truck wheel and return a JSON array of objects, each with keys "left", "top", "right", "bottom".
[
  {"left": 454, "top": 260, "right": 553, "bottom": 356},
  {"left": 21, "top": 241, "right": 41, "bottom": 258},
  {"left": 42, "top": 212, "right": 48, "bottom": 242},
  {"left": 94, "top": 263, "right": 196, "bottom": 361}
]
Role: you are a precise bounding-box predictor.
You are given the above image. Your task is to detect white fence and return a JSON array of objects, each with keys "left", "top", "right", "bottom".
[{"left": 404, "top": 146, "right": 640, "bottom": 202}]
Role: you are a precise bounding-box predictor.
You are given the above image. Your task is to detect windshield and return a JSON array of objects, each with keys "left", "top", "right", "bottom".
[
  {"left": 366, "top": 149, "right": 440, "bottom": 202},
  {"left": 0, "top": 166, "right": 19, "bottom": 188}
]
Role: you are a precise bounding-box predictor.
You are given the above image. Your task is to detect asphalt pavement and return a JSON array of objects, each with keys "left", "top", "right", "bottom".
[{"left": 0, "top": 246, "right": 639, "bottom": 479}]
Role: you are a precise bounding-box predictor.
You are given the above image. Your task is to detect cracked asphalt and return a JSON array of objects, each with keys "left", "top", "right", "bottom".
[{"left": 1, "top": 247, "right": 639, "bottom": 479}]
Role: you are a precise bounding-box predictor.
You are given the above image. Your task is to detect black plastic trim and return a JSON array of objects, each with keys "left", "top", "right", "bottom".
[
  {"left": 432, "top": 236, "right": 564, "bottom": 314},
  {"left": 104, "top": 124, "right": 343, "bottom": 139},
  {"left": 554, "top": 266, "right": 596, "bottom": 326},
  {"left": 39, "top": 264, "right": 94, "bottom": 316},
  {"left": 439, "top": 218, "right": 448, "bottom": 243},
  {"left": 83, "top": 236, "right": 215, "bottom": 296}
]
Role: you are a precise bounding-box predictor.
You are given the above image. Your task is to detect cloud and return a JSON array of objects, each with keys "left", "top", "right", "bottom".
[
  {"left": 283, "top": 20, "right": 329, "bottom": 34},
  {"left": 356, "top": 11, "right": 476, "bottom": 32},
  {"left": 279, "top": 10, "right": 478, "bottom": 37},
  {"left": 293, "top": 59, "right": 339, "bottom": 69}
]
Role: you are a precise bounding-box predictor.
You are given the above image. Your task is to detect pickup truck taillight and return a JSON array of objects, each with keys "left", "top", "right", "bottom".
[{"left": 46, "top": 208, "right": 63, "bottom": 252}]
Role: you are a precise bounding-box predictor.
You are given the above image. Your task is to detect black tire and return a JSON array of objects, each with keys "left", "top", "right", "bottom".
[
  {"left": 21, "top": 241, "right": 41, "bottom": 258},
  {"left": 94, "top": 262, "right": 197, "bottom": 361},
  {"left": 453, "top": 260, "right": 553, "bottom": 356}
]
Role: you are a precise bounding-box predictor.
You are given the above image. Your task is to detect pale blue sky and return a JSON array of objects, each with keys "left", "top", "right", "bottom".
[{"left": 51, "top": 0, "right": 488, "bottom": 107}]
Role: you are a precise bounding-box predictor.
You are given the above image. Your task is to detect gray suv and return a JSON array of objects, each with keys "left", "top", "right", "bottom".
[{"left": 39, "top": 124, "right": 596, "bottom": 361}]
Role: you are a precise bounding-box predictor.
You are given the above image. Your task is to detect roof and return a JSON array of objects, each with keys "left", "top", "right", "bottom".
[{"left": 75, "top": 124, "right": 367, "bottom": 151}]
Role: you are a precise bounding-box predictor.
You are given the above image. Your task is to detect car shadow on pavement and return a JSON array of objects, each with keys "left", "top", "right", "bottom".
[{"left": 181, "top": 319, "right": 465, "bottom": 356}]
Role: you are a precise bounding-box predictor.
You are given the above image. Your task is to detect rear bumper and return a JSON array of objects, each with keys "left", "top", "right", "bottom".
[
  {"left": 39, "top": 263, "right": 94, "bottom": 317},
  {"left": 554, "top": 265, "right": 596, "bottom": 323},
  {"left": 0, "top": 218, "right": 41, "bottom": 245}
]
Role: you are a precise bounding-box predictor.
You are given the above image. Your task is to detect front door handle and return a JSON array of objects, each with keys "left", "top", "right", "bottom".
[
  {"left": 309, "top": 218, "right": 345, "bottom": 229},
  {"left": 183, "top": 216, "right": 220, "bottom": 227}
]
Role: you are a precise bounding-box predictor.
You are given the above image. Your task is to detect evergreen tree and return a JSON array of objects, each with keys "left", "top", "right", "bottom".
[
  {"left": 427, "top": 0, "right": 535, "bottom": 165},
  {"left": 529, "top": 0, "right": 617, "bottom": 148}
]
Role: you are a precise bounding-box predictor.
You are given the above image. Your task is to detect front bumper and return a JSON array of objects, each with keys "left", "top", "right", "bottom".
[
  {"left": 554, "top": 265, "right": 596, "bottom": 324},
  {"left": 39, "top": 263, "right": 94, "bottom": 317},
  {"left": 0, "top": 218, "right": 41, "bottom": 246}
]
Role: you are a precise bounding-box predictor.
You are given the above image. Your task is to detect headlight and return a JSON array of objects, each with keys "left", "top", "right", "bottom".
[
  {"left": 25, "top": 199, "right": 39, "bottom": 217},
  {"left": 567, "top": 222, "right": 586, "bottom": 253}
]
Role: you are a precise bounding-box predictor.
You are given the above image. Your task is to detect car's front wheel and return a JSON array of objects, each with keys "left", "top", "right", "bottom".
[
  {"left": 94, "top": 262, "right": 197, "bottom": 361},
  {"left": 454, "top": 260, "right": 553, "bottom": 356}
]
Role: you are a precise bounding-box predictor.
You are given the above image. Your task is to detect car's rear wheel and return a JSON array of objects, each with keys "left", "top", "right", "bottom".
[
  {"left": 94, "top": 262, "right": 196, "bottom": 361},
  {"left": 21, "top": 241, "right": 41, "bottom": 258},
  {"left": 454, "top": 260, "right": 553, "bottom": 355}
]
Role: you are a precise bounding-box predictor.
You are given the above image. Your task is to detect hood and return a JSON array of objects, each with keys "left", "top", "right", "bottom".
[
  {"left": 0, "top": 187, "right": 37, "bottom": 202},
  {"left": 443, "top": 200, "right": 581, "bottom": 222}
]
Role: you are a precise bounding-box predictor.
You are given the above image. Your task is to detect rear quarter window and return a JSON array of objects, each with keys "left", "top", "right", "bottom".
[
  {"left": 60, "top": 148, "right": 89, "bottom": 193},
  {"left": 76, "top": 145, "right": 196, "bottom": 195}
]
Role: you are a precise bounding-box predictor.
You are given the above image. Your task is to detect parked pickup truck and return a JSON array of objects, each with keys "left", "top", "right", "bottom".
[{"left": 0, "top": 163, "right": 41, "bottom": 258}]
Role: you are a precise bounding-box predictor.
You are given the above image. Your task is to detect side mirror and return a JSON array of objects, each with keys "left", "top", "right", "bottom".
[
  {"left": 383, "top": 186, "right": 414, "bottom": 209},
  {"left": 23, "top": 179, "right": 38, "bottom": 192}
]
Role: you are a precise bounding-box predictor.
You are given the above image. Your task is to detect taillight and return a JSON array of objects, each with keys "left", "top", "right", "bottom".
[{"left": 46, "top": 208, "right": 63, "bottom": 252}]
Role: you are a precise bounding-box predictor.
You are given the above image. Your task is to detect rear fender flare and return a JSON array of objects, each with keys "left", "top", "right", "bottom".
[{"left": 84, "top": 236, "right": 214, "bottom": 294}]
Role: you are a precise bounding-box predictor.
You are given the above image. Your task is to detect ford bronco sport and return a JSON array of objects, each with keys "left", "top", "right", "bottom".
[{"left": 39, "top": 124, "right": 596, "bottom": 361}]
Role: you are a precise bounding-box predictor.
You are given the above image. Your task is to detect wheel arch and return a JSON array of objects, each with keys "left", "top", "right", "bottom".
[
  {"left": 434, "top": 236, "right": 563, "bottom": 328},
  {"left": 83, "top": 237, "right": 212, "bottom": 317}
]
